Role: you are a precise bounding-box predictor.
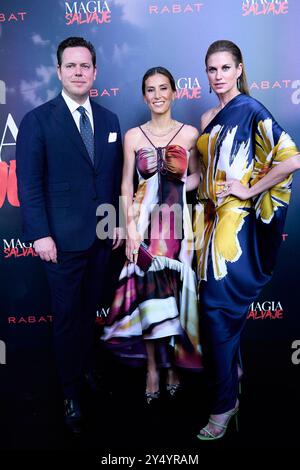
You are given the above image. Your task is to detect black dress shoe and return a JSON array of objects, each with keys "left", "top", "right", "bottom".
[{"left": 64, "top": 398, "right": 82, "bottom": 435}]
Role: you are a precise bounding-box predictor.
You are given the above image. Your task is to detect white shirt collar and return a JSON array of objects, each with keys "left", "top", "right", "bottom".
[{"left": 61, "top": 90, "right": 92, "bottom": 117}]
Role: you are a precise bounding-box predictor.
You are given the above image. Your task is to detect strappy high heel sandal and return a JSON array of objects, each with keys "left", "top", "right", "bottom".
[
  {"left": 145, "top": 390, "right": 160, "bottom": 404},
  {"left": 166, "top": 368, "right": 181, "bottom": 397},
  {"left": 197, "top": 404, "right": 239, "bottom": 441},
  {"left": 145, "top": 370, "right": 160, "bottom": 404},
  {"left": 166, "top": 383, "right": 181, "bottom": 397}
]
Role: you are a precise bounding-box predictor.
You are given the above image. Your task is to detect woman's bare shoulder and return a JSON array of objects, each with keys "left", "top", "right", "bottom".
[
  {"left": 182, "top": 123, "right": 199, "bottom": 138},
  {"left": 200, "top": 107, "right": 219, "bottom": 132},
  {"left": 124, "top": 126, "right": 142, "bottom": 140}
]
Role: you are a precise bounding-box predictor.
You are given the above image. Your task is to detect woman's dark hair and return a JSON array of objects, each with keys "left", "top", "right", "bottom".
[
  {"left": 142, "top": 66, "right": 176, "bottom": 95},
  {"left": 205, "top": 40, "right": 250, "bottom": 95},
  {"left": 57, "top": 36, "right": 96, "bottom": 67}
]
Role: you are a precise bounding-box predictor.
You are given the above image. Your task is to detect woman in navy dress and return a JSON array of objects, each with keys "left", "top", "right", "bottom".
[{"left": 195, "top": 40, "right": 300, "bottom": 440}]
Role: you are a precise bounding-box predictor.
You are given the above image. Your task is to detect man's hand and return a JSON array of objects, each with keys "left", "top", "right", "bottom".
[
  {"left": 33, "top": 236, "right": 57, "bottom": 263},
  {"left": 112, "top": 227, "right": 125, "bottom": 250}
]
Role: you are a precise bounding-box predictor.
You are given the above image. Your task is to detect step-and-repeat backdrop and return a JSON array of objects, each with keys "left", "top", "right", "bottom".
[{"left": 1, "top": 1, "right": 300, "bottom": 370}]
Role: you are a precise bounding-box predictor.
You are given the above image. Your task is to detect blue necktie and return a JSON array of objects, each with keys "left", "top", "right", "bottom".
[{"left": 77, "top": 106, "right": 94, "bottom": 163}]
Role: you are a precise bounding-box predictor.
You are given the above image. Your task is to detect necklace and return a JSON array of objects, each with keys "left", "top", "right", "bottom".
[{"left": 145, "top": 120, "right": 177, "bottom": 137}]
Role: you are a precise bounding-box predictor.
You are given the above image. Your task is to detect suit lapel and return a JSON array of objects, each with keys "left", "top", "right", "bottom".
[{"left": 51, "top": 94, "right": 94, "bottom": 167}]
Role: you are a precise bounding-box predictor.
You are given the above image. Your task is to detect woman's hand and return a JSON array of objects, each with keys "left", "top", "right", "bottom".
[
  {"left": 216, "top": 179, "right": 251, "bottom": 200},
  {"left": 126, "top": 222, "right": 141, "bottom": 263},
  {"left": 112, "top": 227, "right": 125, "bottom": 250}
]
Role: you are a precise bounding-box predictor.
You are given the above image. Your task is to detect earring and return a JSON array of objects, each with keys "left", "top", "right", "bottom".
[
  {"left": 237, "top": 77, "right": 241, "bottom": 91},
  {"left": 209, "top": 85, "right": 212, "bottom": 94}
]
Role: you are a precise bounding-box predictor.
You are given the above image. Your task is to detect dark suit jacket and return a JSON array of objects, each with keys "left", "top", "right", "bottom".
[{"left": 16, "top": 94, "right": 123, "bottom": 251}]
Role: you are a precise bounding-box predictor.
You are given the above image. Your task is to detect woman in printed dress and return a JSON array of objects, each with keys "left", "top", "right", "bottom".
[
  {"left": 195, "top": 40, "right": 300, "bottom": 440},
  {"left": 102, "top": 67, "right": 202, "bottom": 402}
]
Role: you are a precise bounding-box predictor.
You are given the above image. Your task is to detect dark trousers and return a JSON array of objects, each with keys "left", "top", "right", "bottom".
[{"left": 43, "top": 239, "right": 110, "bottom": 399}]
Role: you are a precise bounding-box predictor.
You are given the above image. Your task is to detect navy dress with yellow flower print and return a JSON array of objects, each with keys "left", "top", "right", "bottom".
[{"left": 195, "top": 93, "right": 298, "bottom": 414}]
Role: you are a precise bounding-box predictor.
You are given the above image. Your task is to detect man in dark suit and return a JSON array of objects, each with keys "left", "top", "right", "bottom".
[{"left": 16, "top": 37, "right": 123, "bottom": 433}]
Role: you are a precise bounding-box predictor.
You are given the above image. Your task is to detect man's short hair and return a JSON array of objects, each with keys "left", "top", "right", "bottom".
[{"left": 57, "top": 37, "right": 96, "bottom": 67}]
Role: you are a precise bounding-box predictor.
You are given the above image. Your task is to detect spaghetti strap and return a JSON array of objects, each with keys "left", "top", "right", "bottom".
[
  {"left": 139, "top": 126, "right": 156, "bottom": 148},
  {"left": 139, "top": 123, "right": 185, "bottom": 208},
  {"left": 139, "top": 123, "right": 185, "bottom": 149},
  {"left": 166, "top": 123, "right": 185, "bottom": 147}
]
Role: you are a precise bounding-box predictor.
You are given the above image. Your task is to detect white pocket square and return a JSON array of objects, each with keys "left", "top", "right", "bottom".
[{"left": 108, "top": 132, "right": 117, "bottom": 143}]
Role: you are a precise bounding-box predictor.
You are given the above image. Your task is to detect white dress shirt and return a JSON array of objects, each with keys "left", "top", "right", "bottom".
[{"left": 61, "top": 90, "right": 94, "bottom": 133}]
